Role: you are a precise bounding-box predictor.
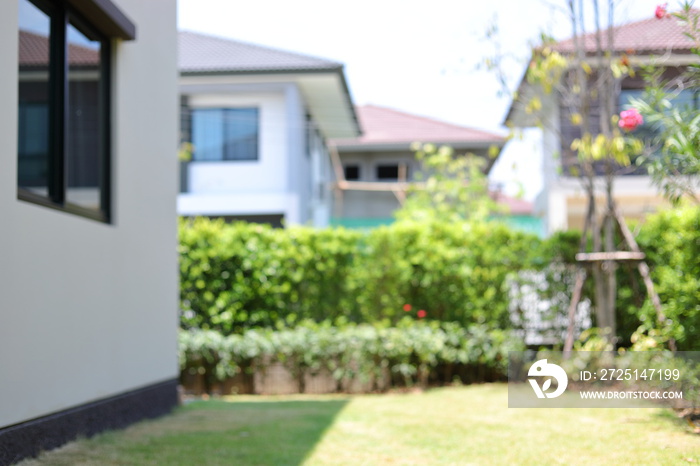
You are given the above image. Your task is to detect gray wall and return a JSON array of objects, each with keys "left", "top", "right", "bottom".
[{"left": 0, "top": 0, "right": 179, "bottom": 428}]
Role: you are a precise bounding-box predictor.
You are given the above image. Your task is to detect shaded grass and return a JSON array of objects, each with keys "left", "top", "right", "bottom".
[
  {"left": 18, "top": 399, "right": 349, "bottom": 466},
  {"left": 19, "top": 385, "right": 700, "bottom": 466}
]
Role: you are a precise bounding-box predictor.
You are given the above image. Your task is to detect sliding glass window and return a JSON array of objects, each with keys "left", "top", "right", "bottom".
[{"left": 18, "top": 0, "right": 110, "bottom": 222}]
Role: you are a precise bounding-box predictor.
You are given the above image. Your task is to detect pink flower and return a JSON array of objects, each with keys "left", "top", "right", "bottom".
[
  {"left": 655, "top": 4, "right": 667, "bottom": 19},
  {"left": 618, "top": 108, "right": 644, "bottom": 131},
  {"left": 403, "top": 304, "right": 412, "bottom": 312},
  {"left": 417, "top": 310, "right": 427, "bottom": 319}
]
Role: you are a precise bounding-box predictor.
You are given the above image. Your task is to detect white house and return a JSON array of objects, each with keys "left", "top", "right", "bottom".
[
  {"left": 505, "top": 13, "right": 698, "bottom": 235},
  {"left": 178, "top": 31, "right": 361, "bottom": 227},
  {"left": 1, "top": 0, "right": 178, "bottom": 462}
]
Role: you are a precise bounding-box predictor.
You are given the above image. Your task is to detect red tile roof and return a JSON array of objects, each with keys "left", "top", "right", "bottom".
[
  {"left": 19, "top": 30, "right": 100, "bottom": 68},
  {"left": 554, "top": 9, "right": 700, "bottom": 55},
  {"left": 332, "top": 105, "right": 504, "bottom": 149}
]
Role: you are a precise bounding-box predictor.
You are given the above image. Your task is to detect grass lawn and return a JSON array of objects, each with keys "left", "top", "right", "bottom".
[{"left": 19, "top": 384, "right": 700, "bottom": 465}]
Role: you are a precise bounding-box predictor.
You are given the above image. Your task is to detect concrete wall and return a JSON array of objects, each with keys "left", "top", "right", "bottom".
[
  {"left": 0, "top": 0, "right": 178, "bottom": 428},
  {"left": 545, "top": 176, "right": 670, "bottom": 233}
]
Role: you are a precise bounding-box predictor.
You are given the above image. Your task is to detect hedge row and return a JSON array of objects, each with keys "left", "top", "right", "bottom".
[
  {"left": 179, "top": 218, "right": 566, "bottom": 334},
  {"left": 178, "top": 321, "right": 525, "bottom": 393},
  {"left": 179, "top": 207, "right": 700, "bottom": 349}
]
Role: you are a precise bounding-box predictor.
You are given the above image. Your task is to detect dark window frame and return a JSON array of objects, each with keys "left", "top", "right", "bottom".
[{"left": 17, "top": 0, "right": 135, "bottom": 223}]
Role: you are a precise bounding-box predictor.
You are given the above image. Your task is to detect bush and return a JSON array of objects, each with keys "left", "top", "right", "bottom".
[
  {"left": 178, "top": 321, "right": 524, "bottom": 393},
  {"left": 179, "top": 219, "right": 362, "bottom": 333},
  {"left": 179, "top": 208, "right": 700, "bottom": 349},
  {"left": 633, "top": 205, "right": 700, "bottom": 350},
  {"left": 179, "top": 218, "right": 545, "bottom": 334}
]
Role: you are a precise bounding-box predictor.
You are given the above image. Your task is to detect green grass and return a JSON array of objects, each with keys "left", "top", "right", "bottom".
[{"left": 19, "top": 385, "right": 700, "bottom": 466}]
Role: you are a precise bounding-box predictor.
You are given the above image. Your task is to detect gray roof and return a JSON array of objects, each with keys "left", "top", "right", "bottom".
[{"left": 179, "top": 31, "right": 343, "bottom": 74}]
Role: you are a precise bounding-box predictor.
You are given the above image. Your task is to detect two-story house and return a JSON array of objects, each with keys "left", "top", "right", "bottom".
[
  {"left": 329, "top": 104, "right": 541, "bottom": 231},
  {"left": 506, "top": 12, "right": 699, "bottom": 234},
  {"left": 178, "top": 31, "right": 360, "bottom": 227},
  {"left": 2, "top": 0, "right": 178, "bottom": 462}
]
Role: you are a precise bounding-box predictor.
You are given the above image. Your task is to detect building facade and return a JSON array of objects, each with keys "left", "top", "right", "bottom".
[
  {"left": 1, "top": 0, "right": 179, "bottom": 462},
  {"left": 178, "top": 31, "right": 360, "bottom": 227}
]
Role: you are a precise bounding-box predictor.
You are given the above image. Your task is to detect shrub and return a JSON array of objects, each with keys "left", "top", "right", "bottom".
[
  {"left": 179, "top": 218, "right": 545, "bottom": 333},
  {"left": 633, "top": 205, "right": 700, "bottom": 350},
  {"left": 178, "top": 322, "right": 524, "bottom": 393}
]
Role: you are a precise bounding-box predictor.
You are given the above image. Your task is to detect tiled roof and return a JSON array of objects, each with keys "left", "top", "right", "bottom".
[
  {"left": 19, "top": 30, "right": 99, "bottom": 67},
  {"left": 554, "top": 9, "right": 700, "bottom": 54},
  {"left": 179, "top": 30, "right": 343, "bottom": 73},
  {"left": 332, "top": 105, "right": 504, "bottom": 148}
]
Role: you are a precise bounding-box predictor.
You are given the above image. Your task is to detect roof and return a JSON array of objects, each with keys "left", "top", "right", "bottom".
[
  {"left": 554, "top": 9, "right": 700, "bottom": 55},
  {"left": 504, "top": 9, "right": 700, "bottom": 127},
  {"left": 331, "top": 105, "right": 505, "bottom": 150},
  {"left": 19, "top": 30, "right": 99, "bottom": 68},
  {"left": 179, "top": 30, "right": 343, "bottom": 74}
]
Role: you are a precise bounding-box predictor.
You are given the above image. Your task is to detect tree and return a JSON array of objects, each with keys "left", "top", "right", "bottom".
[
  {"left": 394, "top": 143, "right": 503, "bottom": 224},
  {"left": 499, "top": 1, "right": 669, "bottom": 351}
]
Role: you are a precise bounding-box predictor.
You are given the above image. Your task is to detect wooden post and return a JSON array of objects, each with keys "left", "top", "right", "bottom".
[
  {"left": 612, "top": 205, "right": 666, "bottom": 324},
  {"left": 563, "top": 268, "right": 587, "bottom": 358}
]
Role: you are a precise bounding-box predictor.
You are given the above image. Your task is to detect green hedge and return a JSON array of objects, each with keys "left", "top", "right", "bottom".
[
  {"left": 179, "top": 218, "right": 544, "bottom": 334},
  {"left": 632, "top": 205, "right": 700, "bottom": 350},
  {"left": 179, "top": 321, "right": 524, "bottom": 392},
  {"left": 179, "top": 208, "right": 700, "bottom": 348}
]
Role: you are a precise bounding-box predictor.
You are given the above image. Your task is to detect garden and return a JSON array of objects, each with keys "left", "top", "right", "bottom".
[
  {"left": 21, "top": 3, "right": 700, "bottom": 464},
  {"left": 176, "top": 204, "right": 700, "bottom": 397}
]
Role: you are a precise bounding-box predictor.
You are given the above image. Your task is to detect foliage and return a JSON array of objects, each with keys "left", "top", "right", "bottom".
[
  {"left": 394, "top": 143, "right": 503, "bottom": 224},
  {"left": 179, "top": 218, "right": 362, "bottom": 333},
  {"left": 178, "top": 322, "right": 524, "bottom": 392},
  {"left": 179, "top": 218, "right": 545, "bottom": 334},
  {"left": 631, "top": 205, "right": 700, "bottom": 350},
  {"left": 633, "top": 3, "right": 700, "bottom": 204}
]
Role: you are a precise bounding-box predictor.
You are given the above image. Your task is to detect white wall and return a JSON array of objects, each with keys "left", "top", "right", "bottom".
[
  {"left": 545, "top": 175, "right": 663, "bottom": 233},
  {"left": 179, "top": 81, "right": 314, "bottom": 225},
  {"left": 186, "top": 92, "right": 288, "bottom": 194},
  {"left": 309, "top": 127, "right": 332, "bottom": 227},
  {"left": 0, "top": 0, "right": 178, "bottom": 428}
]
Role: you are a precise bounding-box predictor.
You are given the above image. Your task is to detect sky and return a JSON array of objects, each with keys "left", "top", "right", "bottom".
[{"left": 178, "top": 0, "right": 671, "bottom": 201}]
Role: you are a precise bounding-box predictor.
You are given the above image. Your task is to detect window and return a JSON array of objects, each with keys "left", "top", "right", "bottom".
[
  {"left": 619, "top": 88, "right": 700, "bottom": 150},
  {"left": 17, "top": 0, "right": 134, "bottom": 222},
  {"left": 344, "top": 164, "right": 360, "bottom": 181},
  {"left": 191, "top": 108, "right": 259, "bottom": 161},
  {"left": 376, "top": 164, "right": 407, "bottom": 181}
]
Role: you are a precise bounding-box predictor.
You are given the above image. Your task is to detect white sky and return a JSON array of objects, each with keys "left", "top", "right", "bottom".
[{"left": 178, "top": 0, "right": 672, "bottom": 200}]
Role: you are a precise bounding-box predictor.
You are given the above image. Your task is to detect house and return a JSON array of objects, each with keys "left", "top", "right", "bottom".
[
  {"left": 178, "top": 31, "right": 360, "bottom": 227},
  {"left": 505, "top": 12, "right": 698, "bottom": 234},
  {"left": 2, "top": 0, "right": 178, "bottom": 462},
  {"left": 329, "top": 104, "right": 539, "bottom": 230}
]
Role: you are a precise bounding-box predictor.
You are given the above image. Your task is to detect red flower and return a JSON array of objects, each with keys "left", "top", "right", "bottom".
[
  {"left": 655, "top": 4, "right": 667, "bottom": 19},
  {"left": 417, "top": 310, "right": 427, "bottom": 319},
  {"left": 403, "top": 304, "right": 412, "bottom": 312},
  {"left": 618, "top": 108, "right": 643, "bottom": 131}
]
